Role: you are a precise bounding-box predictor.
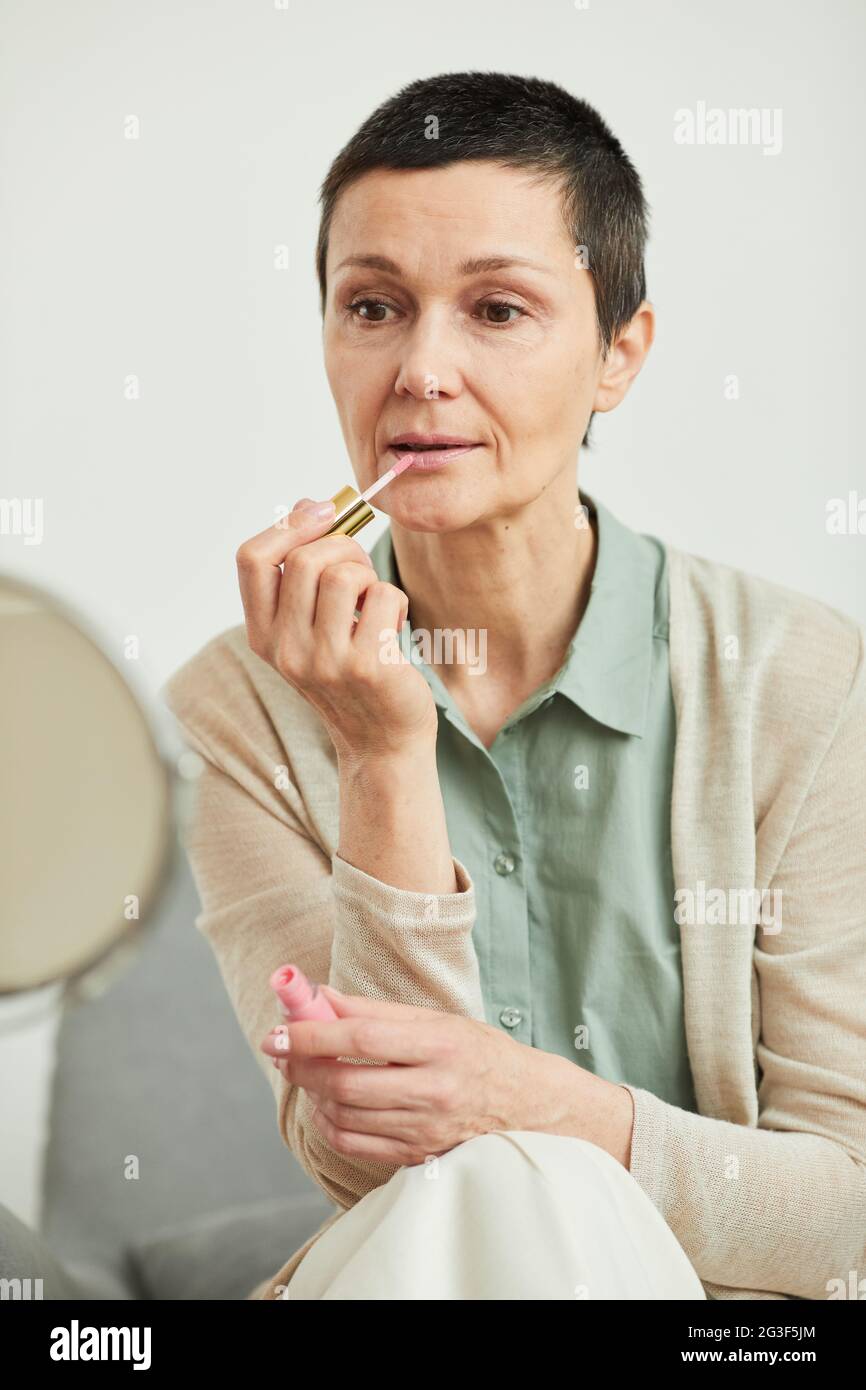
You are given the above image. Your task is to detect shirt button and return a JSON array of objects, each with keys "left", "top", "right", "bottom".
[
  {"left": 493, "top": 852, "right": 516, "bottom": 875},
  {"left": 499, "top": 1007, "right": 522, "bottom": 1029}
]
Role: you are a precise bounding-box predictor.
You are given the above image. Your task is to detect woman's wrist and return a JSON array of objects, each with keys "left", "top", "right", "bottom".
[
  {"left": 534, "top": 1052, "right": 636, "bottom": 1169},
  {"left": 336, "top": 741, "right": 459, "bottom": 894},
  {"left": 336, "top": 737, "right": 436, "bottom": 780}
]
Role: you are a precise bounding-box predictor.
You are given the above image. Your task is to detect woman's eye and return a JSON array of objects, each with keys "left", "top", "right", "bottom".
[
  {"left": 344, "top": 297, "right": 526, "bottom": 327},
  {"left": 347, "top": 298, "right": 394, "bottom": 323},
  {"left": 478, "top": 299, "right": 526, "bottom": 326}
]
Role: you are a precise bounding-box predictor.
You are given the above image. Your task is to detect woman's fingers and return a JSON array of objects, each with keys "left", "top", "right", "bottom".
[
  {"left": 235, "top": 504, "right": 336, "bottom": 645},
  {"left": 286, "top": 1015, "right": 441, "bottom": 1067},
  {"left": 319, "top": 987, "right": 441, "bottom": 1022},
  {"left": 277, "top": 539, "right": 374, "bottom": 640},
  {"left": 351, "top": 582, "right": 409, "bottom": 661},
  {"left": 235, "top": 495, "right": 435, "bottom": 757},
  {"left": 311, "top": 561, "right": 388, "bottom": 662}
]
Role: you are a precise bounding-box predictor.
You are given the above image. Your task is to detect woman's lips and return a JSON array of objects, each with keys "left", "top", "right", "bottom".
[{"left": 388, "top": 444, "right": 479, "bottom": 470}]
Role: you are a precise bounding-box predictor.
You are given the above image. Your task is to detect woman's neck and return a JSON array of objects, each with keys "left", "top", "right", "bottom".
[{"left": 388, "top": 481, "right": 597, "bottom": 725}]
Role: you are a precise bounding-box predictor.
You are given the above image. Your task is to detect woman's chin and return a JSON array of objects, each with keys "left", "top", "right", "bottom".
[{"left": 384, "top": 499, "right": 477, "bottom": 534}]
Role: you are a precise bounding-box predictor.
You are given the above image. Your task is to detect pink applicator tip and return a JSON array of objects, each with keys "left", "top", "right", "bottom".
[
  {"left": 355, "top": 454, "right": 416, "bottom": 508},
  {"left": 389, "top": 455, "right": 417, "bottom": 476}
]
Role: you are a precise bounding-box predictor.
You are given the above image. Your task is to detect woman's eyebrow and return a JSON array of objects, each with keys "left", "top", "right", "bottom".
[{"left": 333, "top": 253, "right": 554, "bottom": 277}]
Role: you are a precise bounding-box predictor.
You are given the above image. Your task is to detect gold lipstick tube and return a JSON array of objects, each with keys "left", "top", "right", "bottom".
[{"left": 324, "top": 485, "right": 376, "bottom": 538}]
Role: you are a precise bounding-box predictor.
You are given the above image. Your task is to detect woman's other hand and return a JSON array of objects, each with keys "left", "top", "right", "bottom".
[
  {"left": 235, "top": 498, "right": 437, "bottom": 763},
  {"left": 258, "top": 985, "right": 634, "bottom": 1168}
]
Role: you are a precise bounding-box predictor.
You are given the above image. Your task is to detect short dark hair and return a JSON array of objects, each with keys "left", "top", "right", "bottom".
[{"left": 316, "top": 72, "right": 649, "bottom": 450}]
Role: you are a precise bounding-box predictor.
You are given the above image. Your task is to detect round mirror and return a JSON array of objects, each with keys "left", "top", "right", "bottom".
[{"left": 0, "top": 572, "right": 182, "bottom": 1017}]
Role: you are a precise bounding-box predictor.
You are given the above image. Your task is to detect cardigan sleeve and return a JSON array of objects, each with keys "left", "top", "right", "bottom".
[
  {"left": 622, "top": 628, "right": 866, "bottom": 1300},
  {"left": 161, "top": 649, "right": 486, "bottom": 1213}
]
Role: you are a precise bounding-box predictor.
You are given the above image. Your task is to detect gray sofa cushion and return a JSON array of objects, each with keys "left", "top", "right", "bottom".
[
  {"left": 40, "top": 855, "right": 330, "bottom": 1289},
  {"left": 126, "top": 1194, "right": 335, "bottom": 1300},
  {"left": 0, "top": 1200, "right": 133, "bottom": 1300}
]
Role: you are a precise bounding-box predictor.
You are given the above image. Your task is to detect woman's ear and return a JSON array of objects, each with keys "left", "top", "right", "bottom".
[{"left": 592, "top": 301, "right": 656, "bottom": 415}]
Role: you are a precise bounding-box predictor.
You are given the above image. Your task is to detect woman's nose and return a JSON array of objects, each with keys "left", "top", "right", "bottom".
[{"left": 393, "top": 312, "right": 465, "bottom": 399}]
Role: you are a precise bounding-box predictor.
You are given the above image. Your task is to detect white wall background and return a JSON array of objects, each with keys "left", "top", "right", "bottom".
[{"left": 2, "top": 0, "right": 864, "bottom": 1224}]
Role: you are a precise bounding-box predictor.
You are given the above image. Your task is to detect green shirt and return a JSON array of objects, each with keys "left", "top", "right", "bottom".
[{"left": 369, "top": 492, "right": 698, "bottom": 1111}]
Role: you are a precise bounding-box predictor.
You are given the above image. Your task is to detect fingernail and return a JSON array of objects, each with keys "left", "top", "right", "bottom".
[
  {"left": 293, "top": 500, "right": 335, "bottom": 518},
  {"left": 292, "top": 498, "right": 317, "bottom": 513},
  {"left": 291, "top": 500, "right": 335, "bottom": 525}
]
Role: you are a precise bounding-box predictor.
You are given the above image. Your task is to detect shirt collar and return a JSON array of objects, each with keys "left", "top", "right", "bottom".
[
  {"left": 367, "top": 490, "right": 657, "bottom": 739},
  {"left": 554, "top": 493, "right": 657, "bottom": 737}
]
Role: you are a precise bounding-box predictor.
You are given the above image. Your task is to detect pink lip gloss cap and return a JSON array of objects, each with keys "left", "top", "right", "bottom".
[{"left": 269, "top": 963, "right": 337, "bottom": 1021}]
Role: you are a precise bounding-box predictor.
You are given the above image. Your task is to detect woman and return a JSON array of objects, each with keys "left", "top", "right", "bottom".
[{"left": 162, "top": 73, "right": 866, "bottom": 1301}]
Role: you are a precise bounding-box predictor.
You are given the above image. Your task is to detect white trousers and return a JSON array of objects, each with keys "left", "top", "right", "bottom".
[{"left": 282, "top": 1130, "right": 707, "bottom": 1300}]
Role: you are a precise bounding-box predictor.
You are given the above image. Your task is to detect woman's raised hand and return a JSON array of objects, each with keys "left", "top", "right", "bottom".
[{"left": 235, "top": 498, "right": 438, "bottom": 764}]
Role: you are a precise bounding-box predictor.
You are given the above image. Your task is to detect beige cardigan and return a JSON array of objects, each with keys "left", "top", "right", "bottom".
[{"left": 160, "top": 542, "right": 866, "bottom": 1302}]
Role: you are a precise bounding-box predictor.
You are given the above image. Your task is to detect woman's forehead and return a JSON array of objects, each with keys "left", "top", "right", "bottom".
[{"left": 328, "top": 164, "right": 573, "bottom": 274}]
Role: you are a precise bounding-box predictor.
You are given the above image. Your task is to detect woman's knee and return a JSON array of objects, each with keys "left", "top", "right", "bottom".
[{"left": 416, "top": 1129, "right": 635, "bottom": 1212}]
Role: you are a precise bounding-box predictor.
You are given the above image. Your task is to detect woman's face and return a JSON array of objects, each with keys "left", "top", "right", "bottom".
[{"left": 323, "top": 159, "right": 632, "bottom": 533}]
